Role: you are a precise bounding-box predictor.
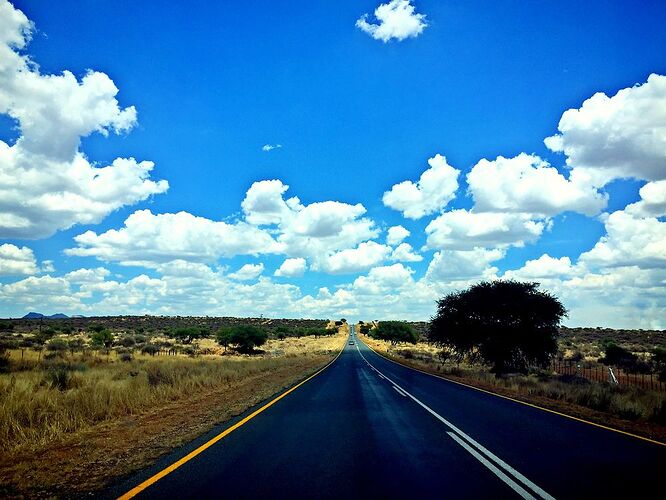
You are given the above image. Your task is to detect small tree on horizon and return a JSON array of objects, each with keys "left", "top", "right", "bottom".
[{"left": 428, "top": 280, "right": 566, "bottom": 375}]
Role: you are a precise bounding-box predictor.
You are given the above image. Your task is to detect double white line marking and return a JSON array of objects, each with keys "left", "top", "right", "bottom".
[{"left": 355, "top": 342, "right": 554, "bottom": 500}]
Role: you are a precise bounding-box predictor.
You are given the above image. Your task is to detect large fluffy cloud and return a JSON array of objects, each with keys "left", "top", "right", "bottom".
[
  {"left": 323, "top": 241, "right": 391, "bottom": 274},
  {"left": 579, "top": 211, "right": 666, "bottom": 269},
  {"left": 0, "top": 243, "right": 38, "bottom": 275},
  {"left": 545, "top": 73, "right": 666, "bottom": 187},
  {"left": 274, "top": 258, "right": 307, "bottom": 278},
  {"left": 425, "top": 209, "right": 548, "bottom": 250},
  {"left": 386, "top": 225, "right": 410, "bottom": 245},
  {"left": 0, "top": 1, "right": 167, "bottom": 239},
  {"left": 383, "top": 154, "right": 460, "bottom": 219},
  {"left": 624, "top": 180, "right": 666, "bottom": 218},
  {"left": 503, "top": 254, "right": 575, "bottom": 280},
  {"left": 425, "top": 248, "right": 503, "bottom": 282},
  {"left": 467, "top": 153, "right": 606, "bottom": 216},
  {"left": 241, "top": 179, "right": 298, "bottom": 225},
  {"left": 66, "top": 210, "right": 280, "bottom": 266},
  {"left": 228, "top": 263, "right": 264, "bottom": 281},
  {"left": 241, "top": 179, "right": 380, "bottom": 272},
  {"left": 356, "top": 0, "right": 427, "bottom": 43}
]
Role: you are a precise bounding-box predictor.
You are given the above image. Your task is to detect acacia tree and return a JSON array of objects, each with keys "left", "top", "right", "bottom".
[
  {"left": 428, "top": 280, "right": 566, "bottom": 375},
  {"left": 217, "top": 325, "right": 267, "bottom": 353},
  {"left": 373, "top": 321, "right": 418, "bottom": 345}
]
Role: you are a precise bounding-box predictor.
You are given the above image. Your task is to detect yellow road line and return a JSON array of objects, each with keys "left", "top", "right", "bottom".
[
  {"left": 361, "top": 339, "right": 666, "bottom": 448},
  {"left": 118, "top": 345, "right": 346, "bottom": 499}
]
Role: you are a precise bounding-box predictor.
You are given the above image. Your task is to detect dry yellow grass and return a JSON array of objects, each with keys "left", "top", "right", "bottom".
[{"left": 1, "top": 329, "right": 347, "bottom": 454}]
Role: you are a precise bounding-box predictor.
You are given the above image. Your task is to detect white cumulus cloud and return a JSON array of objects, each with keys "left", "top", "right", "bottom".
[
  {"left": 467, "top": 153, "right": 606, "bottom": 216},
  {"left": 274, "top": 258, "right": 307, "bottom": 278},
  {"left": 503, "top": 254, "right": 575, "bottom": 280},
  {"left": 425, "top": 209, "right": 548, "bottom": 250},
  {"left": 66, "top": 209, "right": 280, "bottom": 267},
  {"left": 0, "top": 243, "right": 38, "bottom": 275},
  {"left": 390, "top": 243, "right": 422, "bottom": 262},
  {"left": 383, "top": 154, "right": 460, "bottom": 219},
  {"left": 0, "top": 1, "right": 167, "bottom": 239},
  {"left": 228, "top": 263, "right": 264, "bottom": 281},
  {"left": 386, "top": 225, "right": 410, "bottom": 245},
  {"left": 323, "top": 241, "right": 391, "bottom": 274},
  {"left": 356, "top": 0, "right": 427, "bottom": 42},
  {"left": 579, "top": 211, "right": 666, "bottom": 270},
  {"left": 545, "top": 73, "right": 666, "bottom": 187},
  {"left": 624, "top": 180, "right": 666, "bottom": 218},
  {"left": 425, "top": 248, "right": 504, "bottom": 282}
]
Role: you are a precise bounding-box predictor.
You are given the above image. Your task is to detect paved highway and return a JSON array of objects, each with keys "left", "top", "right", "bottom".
[{"left": 114, "top": 327, "right": 665, "bottom": 499}]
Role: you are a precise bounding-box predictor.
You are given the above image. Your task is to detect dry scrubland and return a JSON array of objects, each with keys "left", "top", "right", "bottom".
[
  {"left": 359, "top": 326, "right": 666, "bottom": 442},
  {"left": 0, "top": 317, "right": 347, "bottom": 497}
]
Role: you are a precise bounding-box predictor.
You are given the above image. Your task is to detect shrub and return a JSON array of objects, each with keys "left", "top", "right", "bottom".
[
  {"left": 118, "top": 336, "right": 136, "bottom": 348},
  {"left": 0, "top": 343, "right": 10, "bottom": 373},
  {"left": 119, "top": 352, "right": 133, "bottom": 362},
  {"left": 134, "top": 334, "right": 148, "bottom": 344},
  {"left": 45, "top": 365, "right": 73, "bottom": 391},
  {"left": 141, "top": 344, "right": 160, "bottom": 356},
  {"left": 46, "top": 338, "right": 68, "bottom": 354},
  {"left": 91, "top": 329, "right": 114, "bottom": 348},
  {"left": 398, "top": 349, "right": 415, "bottom": 359},
  {"left": 88, "top": 323, "right": 105, "bottom": 334}
]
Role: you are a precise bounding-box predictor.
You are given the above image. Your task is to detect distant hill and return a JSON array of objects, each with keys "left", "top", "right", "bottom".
[
  {"left": 22, "top": 312, "right": 70, "bottom": 319},
  {"left": 22, "top": 312, "right": 44, "bottom": 319}
]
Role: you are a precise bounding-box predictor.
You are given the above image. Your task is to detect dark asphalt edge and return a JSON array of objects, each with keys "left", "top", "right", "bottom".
[
  {"left": 358, "top": 335, "right": 666, "bottom": 448},
  {"left": 104, "top": 344, "right": 347, "bottom": 499}
]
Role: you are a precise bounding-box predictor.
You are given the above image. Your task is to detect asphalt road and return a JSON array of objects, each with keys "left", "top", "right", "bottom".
[{"left": 114, "top": 327, "right": 665, "bottom": 499}]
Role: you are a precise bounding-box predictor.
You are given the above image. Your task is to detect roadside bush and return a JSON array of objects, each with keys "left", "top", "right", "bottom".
[
  {"left": 141, "top": 344, "right": 160, "bottom": 356},
  {"left": 398, "top": 349, "right": 414, "bottom": 359},
  {"left": 119, "top": 352, "right": 133, "bottom": 362},
  {"left": 44, "top": 365, "right": 73, "bottom": 391},
  {"left": 145, "top": 363, "right": 176, "bottom": 387},
  {"left": 0, "top": 343, "right": 10, "bottom": 373},
  {"left": 118, "top": 336, "right": 136, "bottom": 348},
  {"left": 134, "top": 334, "right": 148, "bottom": 344},
  {"left": 46, "top": 338, "right": 68, "bottom": 354},
  {"left": 91, "top": 329, "right": 114, "bottom": 348},
  {"left": 171, "top": 326, "right": 208, "bottom": 344},
  {"left": 88, "top": 324, "right": 105, "bottom": 334}
]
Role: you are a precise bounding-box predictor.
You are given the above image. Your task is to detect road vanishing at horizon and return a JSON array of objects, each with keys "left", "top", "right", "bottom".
[{"left": 112, "top": 326, "right": 665, "bottom": 499}]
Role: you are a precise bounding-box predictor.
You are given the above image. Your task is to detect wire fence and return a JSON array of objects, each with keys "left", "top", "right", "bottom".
[{"left": 551, "top": 360, "right": 666, "bottom": 391}]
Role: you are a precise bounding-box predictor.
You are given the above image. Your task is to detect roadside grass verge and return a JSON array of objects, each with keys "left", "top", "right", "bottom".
[{"left": 359, "top": 334, "right": 666, "bottom": 443}]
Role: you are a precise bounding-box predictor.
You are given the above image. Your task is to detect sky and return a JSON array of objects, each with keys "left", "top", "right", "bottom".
[{"left": 0, "top": 0, "right": 665, "bottom": 327}]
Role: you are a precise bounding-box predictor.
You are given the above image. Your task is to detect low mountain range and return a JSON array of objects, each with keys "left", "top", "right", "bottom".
[{"left": 22, "top": 312, "right": 70, "bottom": 319}]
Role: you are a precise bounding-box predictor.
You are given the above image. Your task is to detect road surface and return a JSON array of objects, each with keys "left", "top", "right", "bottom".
[{"left": 113, "top": 326, "right": 665, "bottom": 499}]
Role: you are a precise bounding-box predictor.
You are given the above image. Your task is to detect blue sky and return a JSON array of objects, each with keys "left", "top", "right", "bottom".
[{"left": 0, "top": 0, "right": 665, "bottom": 327}]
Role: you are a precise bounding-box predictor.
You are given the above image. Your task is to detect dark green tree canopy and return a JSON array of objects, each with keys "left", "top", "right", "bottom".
[
  {"left": 372, "top": 321, "right": 418, "bottom": 345},
  {"left": 217, "top": 325, "right": 268, "bottom": 353},
  {"left": 428, "top": 280, "right": 566, "bottom": 374}
]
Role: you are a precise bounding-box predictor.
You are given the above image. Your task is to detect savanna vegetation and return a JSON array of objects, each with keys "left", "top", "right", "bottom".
[
  {"left": 0, "top": 316, "right": 347, "bottom": 497},
  {"left": 357, "top": 280, "right": 666, "bottom": 442}
]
